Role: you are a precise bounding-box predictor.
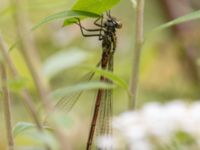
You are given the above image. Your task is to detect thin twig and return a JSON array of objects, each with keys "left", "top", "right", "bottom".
[
  {"left": 0, "top": 63, "right": 15, "bottom": 150},
  {"left": 129, "top": 0, "right": 145, "bottom": 109}
]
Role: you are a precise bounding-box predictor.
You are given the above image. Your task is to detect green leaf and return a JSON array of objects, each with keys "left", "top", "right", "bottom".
[
  {"left": 50, "top": 81, "right": 115, "bottom": 99},
  {"left": 13, "top": 122, "right": 51, "bottom": 138},
  {"left": 8, "top": 77, "right": 28, "bottom": 92},
  {"left": 32, "top": 10, "right": 99, "bottom": 30},
  {"left": 63, "top": 10, "right": 100, "bottom": 26},
  {"left": 63, "top": 17, "right": 80, "bottom": 26},
  {"left": 72, "top": 0, "right": 121, "bottom": 14},
  {"left": 28, "top": 132, "right": 59, "bottom": 149},
  {"left": 154, "top": 10, "right": 200, "bottom": 31},
  {"left": 13, "top": 122, "right": 36, "bottom": 138},
  {"left": 42, "top": 48, "right": 90, "bottom": 79},
  {"left": 83, "top": 66, "right": 128, "bottom": 90}
]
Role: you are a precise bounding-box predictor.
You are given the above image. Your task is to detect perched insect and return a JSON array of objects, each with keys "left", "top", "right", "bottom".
[
  {"left": 56, "top": 11, "right": 122, "bottom": 150},
  {"left": 75, "top": 11, "right": 122, "bottom": 150}
]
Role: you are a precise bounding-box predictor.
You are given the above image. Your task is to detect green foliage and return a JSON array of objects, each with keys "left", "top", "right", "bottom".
[
  {"left": 63, "top": 17, "right": 80, "bottom": 26},
  {"left": 51, "top": 81, "right": 115, "bottom": 99},
  {"left": 42, "top": 48, "right": 90, "bottom": 79},
  {"left": 32, "top": 10, "right": 99, "bottom": 30},
  {"left": 13, "top": 122, "right": 51, "bottom": 138},
  {"left": 154, "top": 10, "right": 200, "bottom": 31},
  {"left": 8, "top": 77, "right": 28, "bottom": 92},
  {"left": 33, "top": 0, "right": 121, "bottom": 29},
  {"left": 13, "top": 122, "right": 38, "bottom": 138},
  {"left": 72, "top": 0, "right": 121, "bottom": 14},
  {"left": 83, "top": 66, "right": 128, "bottom": 90},
  {"left": 28, "top": 132, "right": 59, "bottom": 149},
  {"left": 0, "top": 6, "right": 13, "bottom": 17},
  {"left": 175, "top": 131, "right": 195, "bottom": 146}
]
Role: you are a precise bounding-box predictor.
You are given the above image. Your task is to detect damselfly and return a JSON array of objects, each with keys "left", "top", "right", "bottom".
[{"left": 57, "top": 11, "right": 122, "bottom": 150}]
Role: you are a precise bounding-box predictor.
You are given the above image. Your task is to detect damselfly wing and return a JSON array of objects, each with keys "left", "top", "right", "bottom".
[{"left": 54, "top": 11, "right": 122, "bottom": 150}]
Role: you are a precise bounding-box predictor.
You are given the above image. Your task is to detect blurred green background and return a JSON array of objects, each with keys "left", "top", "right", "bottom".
[{"left": 0, "top": 0, "right": 200, "bottom": 149}]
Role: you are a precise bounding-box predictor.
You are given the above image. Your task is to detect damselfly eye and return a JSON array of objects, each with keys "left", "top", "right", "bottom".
[{"left": 116, "top": 21, "right": 122, "bottom": 29}]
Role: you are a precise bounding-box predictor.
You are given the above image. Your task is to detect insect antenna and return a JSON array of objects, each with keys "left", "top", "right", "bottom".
[{"left": 106, "top": 10, "right": 112, "bottom": 18}]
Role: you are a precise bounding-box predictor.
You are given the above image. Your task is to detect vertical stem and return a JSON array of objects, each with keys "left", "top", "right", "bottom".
[
  {"left": 129, "top": 0, "right": 145, "bottom": 109},
  {"left": 10, "top": 0, "right": 51, "bottom": 111},
  {"left": 0, "top": 34, "right": 42, "bottom": 130},
  {"left": 0, "top": 63, "right": 15, "bottom": 150}
]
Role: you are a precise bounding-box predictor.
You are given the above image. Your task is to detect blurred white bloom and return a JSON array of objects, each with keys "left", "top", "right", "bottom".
[
  {"left": 187, "top": 102, "right": 200, "bottom": 136},
  {"left": 113, "top": 100, "right": 200, "bottom": 150},
  {"left": 96, "top": 135, "right": 118, "bottom": 150},
  {"left": 130, "top": 140, "right": 153, "bottom": 150}
]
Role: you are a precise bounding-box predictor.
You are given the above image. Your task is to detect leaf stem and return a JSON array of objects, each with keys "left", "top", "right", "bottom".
[{"left": 129, "top": 0, "right": 145, "bottom": 109}]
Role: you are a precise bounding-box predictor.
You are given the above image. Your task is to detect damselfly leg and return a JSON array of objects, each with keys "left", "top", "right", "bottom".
[{"left": 75, "top": 17, "right": 105, "bottom": 40}]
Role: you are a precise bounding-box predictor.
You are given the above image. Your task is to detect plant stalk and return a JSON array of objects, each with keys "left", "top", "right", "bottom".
[
  {"left": 10, "top": 0, "right": 51, "bottom": 111},
  {"left": 129, "top": 0, "right": 145, "bottom": 109},
  {"left": 0, "top": 63, "right": 15, "bottom": 150},
  {"left": 0, "top": 34, "right": 42, "bottom": 130}
]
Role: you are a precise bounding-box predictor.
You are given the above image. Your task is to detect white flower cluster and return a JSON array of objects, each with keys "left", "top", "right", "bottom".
[{"left": 112, "top": 101, "right": 200, "bottom": 150}]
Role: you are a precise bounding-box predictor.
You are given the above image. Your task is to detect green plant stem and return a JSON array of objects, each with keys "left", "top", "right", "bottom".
[
  {"left": 129, "top": 0, "right": 145, "bottom": 109},
  {"left": 0, "top": 63, "right": 15, "bottom": 150},
  {"left": 0, "top": 34, "right": 42, "bottom": 130}
]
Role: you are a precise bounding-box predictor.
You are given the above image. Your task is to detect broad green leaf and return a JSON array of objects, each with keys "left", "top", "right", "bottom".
[
  {"left": 50, "top": 81, "right": 115, "bottom": 99},
  {"left": 42, "top": 48, "right": 89, "bottom": 79},
  {"left": 83, "top": 66, "right": 128, "bottom": 90},
  {"left": 72, "top": 0, "right": 121, "bottom": 14},
  {"left": 32, "top": 10, "right": 99, "bottom": 30},
  {"left": 13, "top": 122, "right": 51, "bottom": 138},
  {"left": 154, "top": 10, "right": 200, "bottom": 31}
]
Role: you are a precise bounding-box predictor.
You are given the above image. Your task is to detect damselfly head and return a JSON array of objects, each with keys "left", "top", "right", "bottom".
[
  {"left": 111, "top": 17, "right": 122, "bottom": 29},
  {"left": 106, "top": 11, "right": 122, "bottom": 29},
  {"left": 115, "top": 20, "right": 122, "bottom": 29}
]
